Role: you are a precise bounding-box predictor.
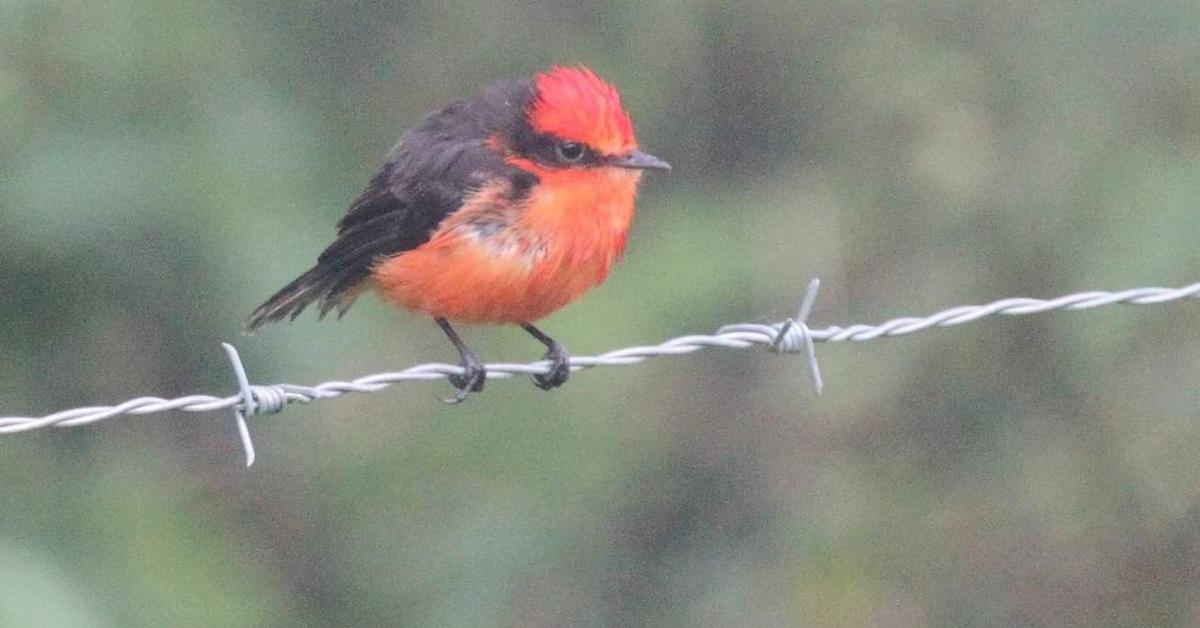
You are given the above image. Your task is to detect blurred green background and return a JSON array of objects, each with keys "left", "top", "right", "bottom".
[{"left": 2, "top": 1, "right": 1199, "bottom": 626}]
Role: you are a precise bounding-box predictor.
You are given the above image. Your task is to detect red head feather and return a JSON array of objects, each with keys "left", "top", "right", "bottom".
[{"left": 528, "top": 66, "right": 638, "bottom": 156}]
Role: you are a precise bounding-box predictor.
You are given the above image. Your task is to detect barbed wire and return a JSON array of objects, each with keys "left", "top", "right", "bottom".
[{"left": 2, "top": 278, "right": 1198, "bottom": 466}]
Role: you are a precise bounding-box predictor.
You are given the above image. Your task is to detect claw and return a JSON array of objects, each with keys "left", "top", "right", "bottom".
[
  {"left": 442, "top": 349, "right": 486, "bottom": 404},
  {"left": 520, "top": 321, "right": 570, "bottom": 391},
  {"left": 532, "top": 342, "right": 570, "bottom": 390},
  {"left": 521, "top": 323, "right": 570, "bottom": 391},
  {"left": 435, "top": 317, "right": 486, "bottom": 403}
]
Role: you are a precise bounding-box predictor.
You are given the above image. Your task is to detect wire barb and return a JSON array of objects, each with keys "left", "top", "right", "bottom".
[
  {"left": 762, "top": 278, "right": 823, "bottom": 394},
  {"left": 222, "top": 343, "right": 260, "bottom": 467},
  {"left": 222, "top": 344, "right": 296, "bottom": 466},
  {"left": 3, "top": 279, "right": 1199, "bottom": 464}
]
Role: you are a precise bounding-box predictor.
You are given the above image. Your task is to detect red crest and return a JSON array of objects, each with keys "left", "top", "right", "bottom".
[{"left": 528, "top": 66, "right": 638, "bottom": 156}]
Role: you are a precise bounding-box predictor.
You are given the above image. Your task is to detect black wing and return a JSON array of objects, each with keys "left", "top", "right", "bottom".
[{"left": 246, "top": 80, "right": 536, "bottom": 331}]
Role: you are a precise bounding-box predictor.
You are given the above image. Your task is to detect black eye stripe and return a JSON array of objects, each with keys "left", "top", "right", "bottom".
[
  {"left": 556, "top": 141, "right": 585, "bottom": 162},
  {"left": 507, "top": 125, "right": 600, "bottom": 168},
  {"left": 541, "top": 135, "right": 597, "bottom": 167}
]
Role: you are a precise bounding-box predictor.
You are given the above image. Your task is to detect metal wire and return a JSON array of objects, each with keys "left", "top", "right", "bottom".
[{"left": 2, "top": 278, "right": 1198, "bottom": 466}]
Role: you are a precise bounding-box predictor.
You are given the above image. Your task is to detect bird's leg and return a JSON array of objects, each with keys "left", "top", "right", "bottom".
[
  {"left": 436, "top": 317, "right": 486, "bottom": 403},
  {"left": 521, "top": 323, "right": 570, "bottom": 390}
]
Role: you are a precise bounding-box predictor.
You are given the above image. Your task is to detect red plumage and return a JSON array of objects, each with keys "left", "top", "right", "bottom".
[
  {"left": 528, "top": 66, "right": 637, "bottom": 156},
  {"left": 248, "top": 66, "right": 669, "bottom": 399}
]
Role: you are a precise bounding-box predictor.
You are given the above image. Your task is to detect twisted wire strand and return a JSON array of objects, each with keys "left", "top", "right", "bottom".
[{"left": 2, "top": 279, "right": 1197, "bottom": 463}]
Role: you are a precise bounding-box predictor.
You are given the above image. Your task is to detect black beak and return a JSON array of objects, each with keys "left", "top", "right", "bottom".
[{"left": 613, "top": 150, "right": 671, "bottom": 171}]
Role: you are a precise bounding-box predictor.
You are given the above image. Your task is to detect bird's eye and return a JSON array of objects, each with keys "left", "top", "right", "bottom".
[{"left": 555, "top": 141, "right": 586, "bottom": 163}]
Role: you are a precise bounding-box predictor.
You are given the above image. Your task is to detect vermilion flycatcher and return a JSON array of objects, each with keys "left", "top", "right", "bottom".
[{"left": 247, "top": 66, "right": 669, "bottom": 401}]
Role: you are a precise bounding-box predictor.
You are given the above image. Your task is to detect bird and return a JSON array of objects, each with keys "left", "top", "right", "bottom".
[{"left": 246, "top": 65, "right": 670, "bottom": 402}]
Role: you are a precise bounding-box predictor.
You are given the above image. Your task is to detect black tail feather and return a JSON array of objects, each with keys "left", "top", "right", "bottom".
[{"left": 246, "top": 265, "right": 368, "bottom": 333}]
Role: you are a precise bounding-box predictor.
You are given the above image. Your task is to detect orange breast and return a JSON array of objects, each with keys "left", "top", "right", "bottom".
[{"left": 372, "top": 168, "right": 641, "bottom": 323}]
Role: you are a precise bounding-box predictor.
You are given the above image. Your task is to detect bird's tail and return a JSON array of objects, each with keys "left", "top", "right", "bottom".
[{"left": 246, "top": 265, "right": 369, "bottom": 333}]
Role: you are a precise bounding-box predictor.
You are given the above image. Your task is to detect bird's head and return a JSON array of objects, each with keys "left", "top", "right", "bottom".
[{"left": 494, "top": 66, "right": 670, "bottom": 176}]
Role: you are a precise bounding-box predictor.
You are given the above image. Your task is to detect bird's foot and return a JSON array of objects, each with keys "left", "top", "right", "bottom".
[
  {"left": 532, "top": 342, "right": 570, "bottom": 390},
  {"left": 443, "top": 351, "right": 487, "bottom": 404}
]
